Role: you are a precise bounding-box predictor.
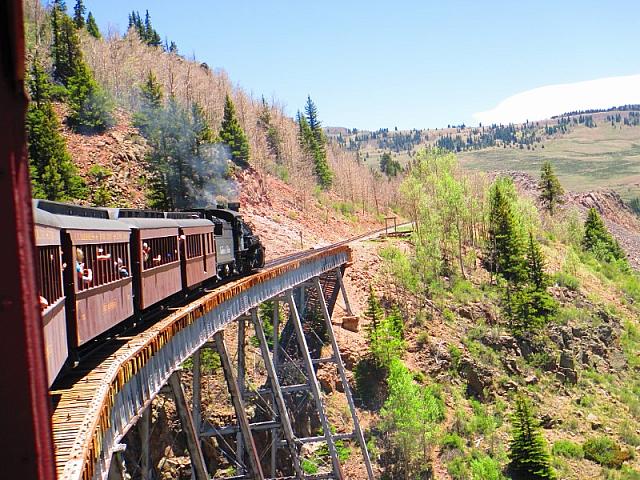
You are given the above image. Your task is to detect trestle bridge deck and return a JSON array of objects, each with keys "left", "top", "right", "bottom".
[{"left": 50, "top": 243, "right": 375, "bottom": 480}]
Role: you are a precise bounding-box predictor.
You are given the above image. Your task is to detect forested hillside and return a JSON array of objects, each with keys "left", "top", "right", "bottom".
[
  {"left": 23, "top": 0, "right": 398, "bottom": 214},
  {"left": 353, "top": 151, "right": 640, "bottom": 479},
  {"left": 328, "top": 107, "right": 640, "bottom": 207}
]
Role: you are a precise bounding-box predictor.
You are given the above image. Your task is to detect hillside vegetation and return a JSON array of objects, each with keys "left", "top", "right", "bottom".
[
  {"left": 329, "top": 109, "right": 640, "bottom": 205},
  {"left": 23, "top": 0, "right": 398, "bottom": 215},
  {"left": 351, "top": 150, "right": 640, "bottom": 479}
]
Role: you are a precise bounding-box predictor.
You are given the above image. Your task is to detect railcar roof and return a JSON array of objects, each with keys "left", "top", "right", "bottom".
[
  {"left": 34, "top": 200, "right": 130, "bottom": 231},
  {"left": 32, "top": 201, "right": 61, "bottom": 228},
  {"left": 115, "top": 217, "right": 182, "bottom": 230}
]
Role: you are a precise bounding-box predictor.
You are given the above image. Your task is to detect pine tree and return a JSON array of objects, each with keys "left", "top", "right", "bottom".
[
  {"left": 133, "top": 71, "right": 163, "bottom": 137},
  {"left": 538, "top": 161, "right": 564, "bottom": 214},
  {"left": 364, "top": 286, "right": 384, "bottom": 346},
  {"left": 305, "top": 95, "right": 322, "bottom": 134},
  {"left": 488, "top": 178, "right": 526, "bottom": 283},
  {"left": 143, "top": 10, "right": 162, "bottom": 47},
  {"left": 258, "top": 97, "right": 283, "bottom": 163},
  {"left": 26, "top": 61, "right": 85, "bottom": 201},
  {"left": 51, "top": 7, "right": 82, "bottom": 84},
  {"left": 67, "top": 59, "right": 114, "bottom": 132},
  {"left": 508, "top": 396, "right": 556, "bottom": 479},
  {"left": 140, "top": 71, "right": 163, "bottom": 109},
  {"left": 86, "top": 12, "right": 101, "bottom": 39},
  {"left": 192, "top": 103, "right": 213, "bottom": 145},
  {"left": 525, "top": 232, "right": 547, "bottom": 290},
  {"left": 510, "top": 232, "right": 557, "bottom": 334},
  {"left": 219, "top": 94, "right": 250, "bottom": 168},
  {"left": 582, "top": 208, "right": 626, "bottom": 263},
  {"left": 297, "top": 107, "right": 332, "bottom": 189},
  {"left": 72, "top": 0, "right": 86, "bottom": 28}
]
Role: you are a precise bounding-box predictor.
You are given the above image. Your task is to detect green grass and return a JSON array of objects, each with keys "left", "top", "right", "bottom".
[
  {"left": 552, "top": 439, "right": 584, "bottom": 459},
  {"left": 457, "top": 123, "right": 640, "bottom": 200}
]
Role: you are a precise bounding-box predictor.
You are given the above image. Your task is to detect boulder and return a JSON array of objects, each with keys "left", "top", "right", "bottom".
[
  {"left": 559, "top": 351, "right": 575, "bottom": 370},
  {"left": 460, "top": 358, "right": 494, "bottom": 401},
  {"left": 341, "top": 315, "right": 360, "bottom": 332}
]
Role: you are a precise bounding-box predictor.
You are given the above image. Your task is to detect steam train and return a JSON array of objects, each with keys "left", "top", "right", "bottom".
[{"left": 33, "top": 199, "right": 265, "bottom": 387}]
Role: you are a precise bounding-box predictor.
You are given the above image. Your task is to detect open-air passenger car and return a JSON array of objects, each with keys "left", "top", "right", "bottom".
[
  {"left": 114, "top": 211, "right": 183, "bottom": 310},
  {"left": 166, "top": 212, "right": 217, "bottom": 288},
  {"left": 33, "top": 205, "right": 67, "bottom": 386}
]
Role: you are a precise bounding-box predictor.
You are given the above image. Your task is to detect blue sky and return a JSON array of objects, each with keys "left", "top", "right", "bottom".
[{"left": 81, "top": 0, "right": 640, "bottom": 130}]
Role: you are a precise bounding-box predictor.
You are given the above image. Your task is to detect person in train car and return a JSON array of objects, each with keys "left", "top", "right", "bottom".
[
  {"left": 75, "top": 248, "right": 93, "bottom": 286},
  {"left": 96, "top": 248, "right": 111, "bottom": 261},
  {"left": 142, "top": 242, "right": 151, "bottom": 266},
  {"left": 116, "top": 257, "right": 129, "bottom": 278}
]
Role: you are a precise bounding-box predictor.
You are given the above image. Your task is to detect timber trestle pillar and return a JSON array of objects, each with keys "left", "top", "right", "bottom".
[{"left": 192, "top": 267, "right": 375, "bottom": 480}]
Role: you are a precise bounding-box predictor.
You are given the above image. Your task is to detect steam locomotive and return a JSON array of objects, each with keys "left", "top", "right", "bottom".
[{"left": 33, "top": 199, "right": 265, "bottom": 387}]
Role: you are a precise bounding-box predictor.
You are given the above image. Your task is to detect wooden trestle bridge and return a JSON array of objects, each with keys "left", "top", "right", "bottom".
[{"left": 50, "top": 245, "right": 375, "bottom": 480}]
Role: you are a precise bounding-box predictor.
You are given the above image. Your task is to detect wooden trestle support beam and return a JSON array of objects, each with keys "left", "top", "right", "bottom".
[{"left": 187, "top": 267, "right": 374, "bottom": 480}]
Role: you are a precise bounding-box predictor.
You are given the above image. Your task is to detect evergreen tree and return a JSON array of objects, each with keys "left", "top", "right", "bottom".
[
  {"left": 364, "top": 286, "right": 384, "bottom": 346},
  {"left": 258, "top": 97, "right": 283, "bottom": 163},
  {"left": 67, "top": 59, "right": 114, "bottom": 132},
  {"left": 525, "top": 232, "right": 547, "bottom": 290},
  {"left": 297, "top": 103, "right": 332, "bottom": 189},
  {"left": 72, "top": 0, "right": 86, "bottom": 28},
  {"left": 380, "top": 151, "right": 402, "bottom": 177},
  {"left": 508, "top": 396, "right": 556, "bottom": 480},
  {"left": 26, "top": 61, "right": 85, "bottom": 201},
  {"left": 305, "top": 95, "right": 322, "bottom": 135},
  {"left": 192, "top": 103, "right": 213, "bottom": 145},
  {"left": 86, "top": 12, "right": 101, "bottom": 39},
  {"left": 488, "top": 178, "right": 526, "bottom": 283},
  {"left": 582, "top": 208, "right": 626, "bottom": 263},
  {"left": 51, "top": 7, "right": 82, "bottom": 84},
  {"left": 144, "top": 10, "right": 162, "bottom": 47},
  {"left": 219, "top": 94, "right": 250, "bottom": 168},
  {"left": 538, "top": 161, "right": 564, "bottom": 214},
  {"left": 140, "top": 71, "right": 163, "bottom": 109},
  {"left": 510, "top": 232, "right": 557, "bottom": 334}
]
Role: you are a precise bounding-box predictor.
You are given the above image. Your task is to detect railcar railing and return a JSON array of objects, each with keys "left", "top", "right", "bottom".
[{"left": 52, "top": 245, "right": 352, "bottom": 480}]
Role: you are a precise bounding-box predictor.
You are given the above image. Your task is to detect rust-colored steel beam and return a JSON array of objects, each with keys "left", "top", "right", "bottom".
[{"left": 0, "top": 1, "right": 56, "bottom": 479}]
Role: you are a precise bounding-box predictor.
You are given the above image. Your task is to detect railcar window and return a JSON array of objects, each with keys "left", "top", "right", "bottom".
[
  {"left": 37, "top": 245, "right": 63, "bottom": 310},
  {"left": 142, "top": 236, "right": 179, "bottom": 270},
  {"left": 206, "top": 233, "right": 215, "bottom": 254},
  {"left": 186, "top": 234, "right": 204, "bottom": 259},
  {"left": 76, "top": 242, "right": 130, "bottom": 292}
]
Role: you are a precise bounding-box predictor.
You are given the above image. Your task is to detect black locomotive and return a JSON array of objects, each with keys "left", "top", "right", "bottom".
[{"left": 33, "top": 199, "right": 265, "bottom": 386}]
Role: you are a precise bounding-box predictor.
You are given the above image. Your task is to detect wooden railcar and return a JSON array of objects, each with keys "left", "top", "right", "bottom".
[
  {"left": 167, "top": 213, "right": 217, "bottom": 288},
  {"left": 61, "top": 216, "right": 133, "bottom": 347},
  {"left": 115, "top": 215, "right": 183, "bottom": 310},
  {"left": 33, "top": 206, "right": 67, "bottom": 386},
  {"left": 35, "top": 201, "right": 135, "bottom": 349}
]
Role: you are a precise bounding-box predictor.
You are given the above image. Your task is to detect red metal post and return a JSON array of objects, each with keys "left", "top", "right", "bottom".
[{"left": 0, "top": 2, "right": 56, "bottom": 479}]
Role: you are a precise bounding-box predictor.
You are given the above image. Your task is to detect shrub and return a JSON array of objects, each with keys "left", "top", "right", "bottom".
[
  {"left": 470, "top": 454, "right": 505, "bottom": 480},
  {"left": 552, "top": 439, "right": 584, "bottom": 459},
  {"left": 583, "top": 436, "right": 631, "bottom": 469},
  {"left": 449, "top": 345, "right": 462, "bottom": 371},
  {"left": 619, "top": 421, "right": 640, "bottom": 447},
  {"left": 443, "top": 308, "right": 455, "bottom": 323},
  {"left": 441, "top": 432, "right": 465, "bottom": 451},
  {"left": 553, "top": 271, "right": 580, "bottom": 291}
]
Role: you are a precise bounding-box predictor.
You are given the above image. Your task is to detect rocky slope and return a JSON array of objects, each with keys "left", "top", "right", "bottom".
[{"left": 500, "top": 170, "right": 640, "bottom": 268}]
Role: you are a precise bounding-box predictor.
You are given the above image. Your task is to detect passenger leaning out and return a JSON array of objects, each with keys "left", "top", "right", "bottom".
[{"left": 76, "top": 248, "right": 93, "bottom": 287}]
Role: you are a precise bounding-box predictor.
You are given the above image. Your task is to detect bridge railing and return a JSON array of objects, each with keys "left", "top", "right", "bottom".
[{"left": 56, "top": 246, "right": 352, "bottom": 480}]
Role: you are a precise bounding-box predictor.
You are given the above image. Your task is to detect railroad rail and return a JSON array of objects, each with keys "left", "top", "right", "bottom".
[{"left": 51, "top": 245, "right": 354, "bottom": 480}]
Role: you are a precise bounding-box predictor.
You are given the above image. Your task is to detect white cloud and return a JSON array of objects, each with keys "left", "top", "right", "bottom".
[{"left": 473, "top": 74, "right": 640, "bottom": 125}]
